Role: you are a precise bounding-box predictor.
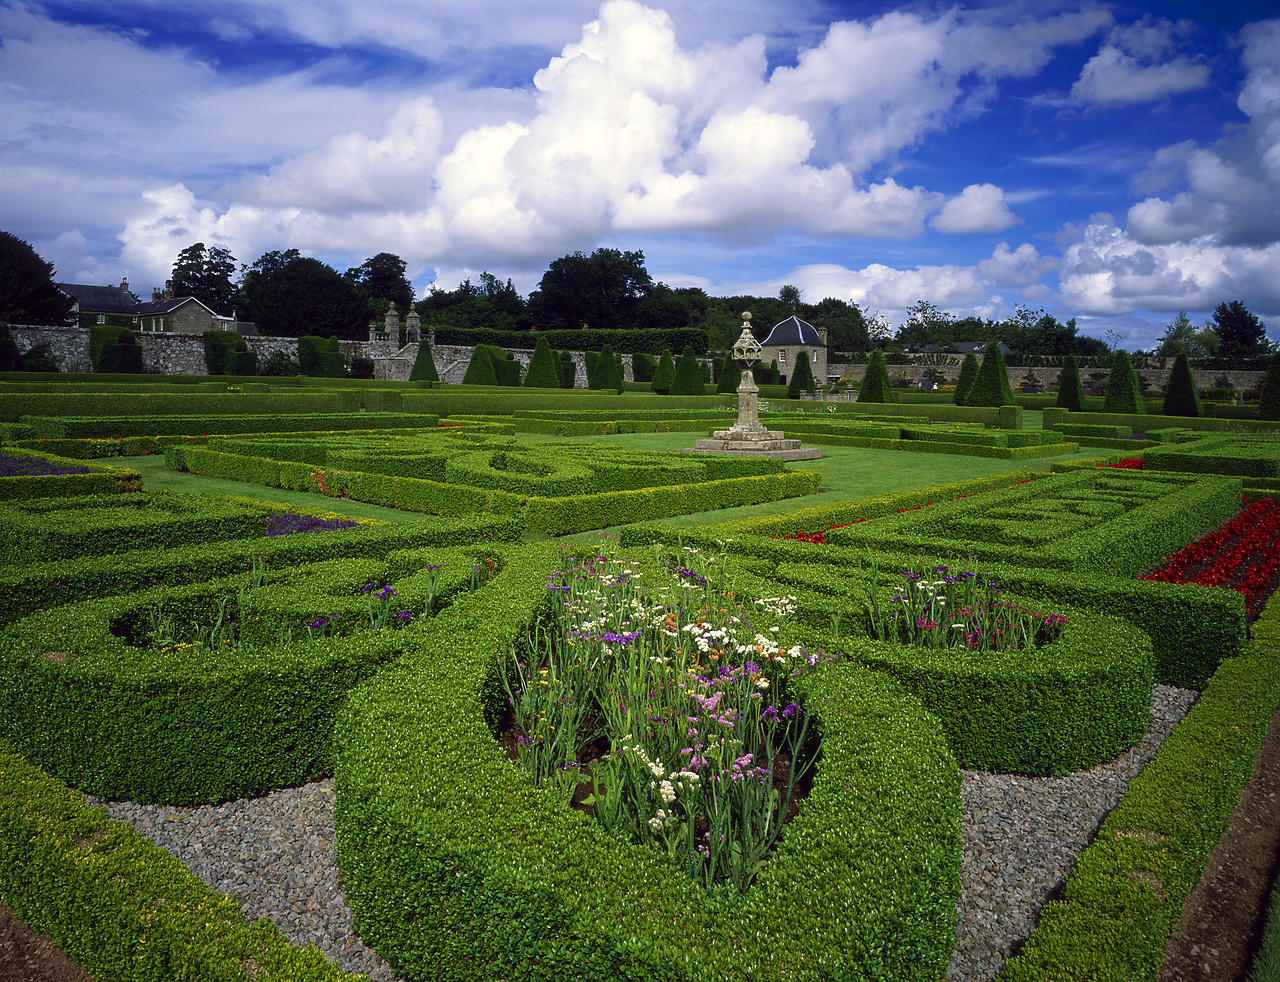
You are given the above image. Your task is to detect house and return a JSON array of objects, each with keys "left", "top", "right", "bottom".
[
  {"left": 57, "top": 278, "right": 138, "bottom": 327},
  {"left": 760, "top": 314, "right": 827, "bottom": 384},
  {"left": 135, "top": 293, "right": 237, "bottom": 334}
]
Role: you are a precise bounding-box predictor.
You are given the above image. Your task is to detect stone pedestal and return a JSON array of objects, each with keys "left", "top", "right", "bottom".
[{"left": 687, "top": 368, "right": 822, "bottom": 460}]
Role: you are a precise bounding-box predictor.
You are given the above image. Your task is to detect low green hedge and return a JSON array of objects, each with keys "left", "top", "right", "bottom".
[
  {"left": 21, "top": 411, "right": 439, "bottom": 439},
  {"left": 0, "top": 548, "right": 486, "bottom": 804},
  {"left": 3, "top": 390, "right": 351, "bottom": 423},
  {"left": 0, "top": 512, "right": 521, "bottom": 624},
  {"left": 802, "top": 604, "right": 1154, "bottom": 775},
  {"left": 0, "top": 448, "right": 142, "bottom": 499},
  {"left": 1143, "top": 435, "right": 1280, "bottom": 478},
  {"left": 618, "top": 519, "right": 1245, "bottom": 690},
  {"left": 1043, "top": 408, "right": 1280, "bottom": 435},
  {"left": 822, "top": 470, "right": 1240, "bottom": 578},
  {"left": 1000, "top": 595, "right": 1280, "bottom": 981},
  {"left": 333, "top": 543, "right": 963, "bottom": 982},
  {"left": 0, "top": 491, "right": 280, "bottom": 562},
  {"left": 0, "top": 738, "right": 358, "bottom": 982}
]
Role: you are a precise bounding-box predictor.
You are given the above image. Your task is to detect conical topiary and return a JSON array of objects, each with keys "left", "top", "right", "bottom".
[
  {"left": 632, "top": 351, "right": 656, "bottom": 384},
  {"left": 409, "top": 340, "right": 440, "bottom": 382},
  {"left": 461, "top": 345, "right": 499, "bottom": 385},
  {"left": 523, "top": 336, "right": 562, "bottom": 388},
  {"left": 716, "top": 353, "right": 740, "bottom": 394},
  {"left": 952, "top": 353, "right": 979, "bottom": 406},
  {"left": 1258, "top": 352, "right": 1280, "bottom": 421},
  {"left": 964, "top": 341, "right": 1015, "bottom": 407},
  {"left": 1102, "top": 350, "right": 1146, "bottom": 414},
  {"left": 787, "top": 350, "right": 817, "bottom": 399},
  {"left": 595, "top": 343, "right": 623, "bottom": 393},
  {"left": 651, "top": 348, "right": 676, "bottom": 394},
  {"left": 1162, "top": 352, "right": 1201, "bottom": 417},
  {"left": 859, "top": 350, "right": 894, "bottom": 404},
  {"left": 669, "top": 345, "right": 706, "bottom": 396},
  {"left": 1055, "top": 354, "right": 1084, "bottom": 412}
]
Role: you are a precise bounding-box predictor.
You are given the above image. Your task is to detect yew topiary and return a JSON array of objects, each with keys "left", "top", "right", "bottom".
[
  {"left": 1102, "top": 350, "right": 1146, "bottom": 414},
  {"left": 964, "top": 341, "right": 1015, "bottom": 407},
  {"left": 953, "top": 353, "right": 979, "bottom": 406},
  {"left": 409, "top": 340, "right": 440, "bottom": 382},
  {"left": 859, "top": 350, "right": 894, "bottom": 404},
  {"left": 651, "top": 348, "right": 676, "bottom": 394},
  {"left": 1055, "top": 355, "right": 1084, "bottom": 412},
  {"left": 522, "top": 336, "right": 562, "bottom": 388},
  {"left": 669, "top": 345, "right": 706, "bottom": 396},
  {"left": 716, "top": 353, "right": 740, "bottom": 394},
  {"left": 787, "top": 350, "right": 817, "bottom": 398},
  {"left": 1258, "top": 352, "right": 1280, "bottom": 421},
  {"left": 1161, "top": 353, "right": 1201, "bottom": 417}
]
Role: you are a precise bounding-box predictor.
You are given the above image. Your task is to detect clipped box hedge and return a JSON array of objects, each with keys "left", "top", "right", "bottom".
[
  {"left": 0, "top": 739, "right": 359, "bottom": 982},
  {"left": 0, "top": 512, "right": 522, "bottom": 624},
  {"left": 1001, "top": 595, "right": 1280, "bottom": 982},
  {"left": 0, "top": 448, "right": 142, "bottom": 499},
  {"left": 21, "top": 411, "right": 440, "bottom": 439},
  {"left": 332, "top": 542, "right": 963, "bottom": 982},
  {"left": 0, "top": 547, "right": 485, "bottom": 805}
]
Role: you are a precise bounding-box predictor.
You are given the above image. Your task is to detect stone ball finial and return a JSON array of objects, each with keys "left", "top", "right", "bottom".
[{"left": 742, "top": 311, "right": 752, "bottom": 322}]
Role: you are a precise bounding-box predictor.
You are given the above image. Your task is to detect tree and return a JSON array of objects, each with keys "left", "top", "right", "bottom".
[
  {"left": 787, "top": 350, "right": 817, "bottom": 398},
  {"left": 859, "top": 350, "right": 894, "bottom": 404},
  {"left": 240, "top": 253, "right": 366, "bottom": 340},
  {"left": 964, "top": 341, "right": 1015, "bottom": 407},
  {"left": 807, "top": 297, "right": 871, "bottom": 354},
  {"left": 1101, "top": 350, "right": 1145, "bottom": 414},
  {"left": 527, "top": 248, "right": 653, "bottom": 332},
  {"left": 1056, "top": 355, "right": 1085, "bottom": 412},
  {"left": 896, "top": 300, "right": 952, "bottom": 350},
  {"left": 344, "top": 253, "right": 415, "bottom": 323},
  {"left": 591, "top": 343, "right": 624, "bottom": 393},
  {"left": 636, "top": 284, "right": 691, "bottom": 330},
  {"left": 1162, "top": 352, "right": 1201, "bottom": 417},
  {"left": 1211, "top": 300, "right": 1269, "bottom": 365},
  {"left": 669, "top": 345, "right": 705, "bottom": 396},
  {"left": 1156, "top": 312, "right": 1217, "bottom": 360},
  {"left": 0, "top": 231, "right": 76, "bottom": 325},
  {"left": 778, "top": 284, "right": 802, "bottom": 314},
  {"left": 202, "top": 330, "right": 241, "bottom": 375},
  {"left": 171, "top": 242, "right": 238, "bottom": 313},
  {"left": 651, "top": 348, "right": 676, "bottom": 394},
  {"left": 1258, "top": 352, "right": 1280, "bottom": 421},
  {"left": 0, "top": 325, "right": 20, "bottom": 370},
  {"left": 953, "top": 353, "right": 979, "bottom": 406},
  {"left": 409, "top": 341, "right": 439, "bottom": 382},
  {"left": 19, "top": 341, "right": 60, "bottom": 372}
]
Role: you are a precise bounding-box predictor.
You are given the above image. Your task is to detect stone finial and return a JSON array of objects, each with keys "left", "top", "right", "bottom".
[
  {"left": 384, "top": 306, "right": 401, "bottom": 331},
  {"left": 405, "top": 308, "right": 421, "bottom": 343}
]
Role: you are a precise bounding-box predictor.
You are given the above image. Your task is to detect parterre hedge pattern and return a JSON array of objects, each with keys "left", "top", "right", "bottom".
[{"left": 0, "top": 414, "right": 1274, "bottom": 982}]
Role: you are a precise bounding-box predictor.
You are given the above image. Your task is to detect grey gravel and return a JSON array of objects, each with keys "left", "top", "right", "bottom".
[{"left": 83, "top": 684, "right": 1197, "bottom": 982}]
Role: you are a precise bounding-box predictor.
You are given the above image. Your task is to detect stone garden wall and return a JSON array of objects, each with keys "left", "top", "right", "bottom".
[{"left": 6, "top": 325, "right": 1267, "bottom": 396}]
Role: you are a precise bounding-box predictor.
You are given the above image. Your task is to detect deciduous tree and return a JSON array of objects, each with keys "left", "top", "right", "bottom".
[{"left": 0, "top": 231, "right": 76, "bottom": 325}]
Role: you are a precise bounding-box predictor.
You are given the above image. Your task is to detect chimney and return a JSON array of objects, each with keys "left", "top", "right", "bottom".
[
  {"left": 164, "top": 280, "right": 174, "bottom": 301},
  {"left": 120, "top": 276, "right": 129, "bottom": 293}
]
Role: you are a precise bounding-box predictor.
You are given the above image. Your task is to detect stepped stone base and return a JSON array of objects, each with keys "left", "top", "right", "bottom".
[{"left": 686, "top": 427, "right": 823, "bottom": 461}]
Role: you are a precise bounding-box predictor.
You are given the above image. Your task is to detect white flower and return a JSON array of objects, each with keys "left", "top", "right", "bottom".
[{"left": 755, "top": 678, "right": 769, "bottom": 689}]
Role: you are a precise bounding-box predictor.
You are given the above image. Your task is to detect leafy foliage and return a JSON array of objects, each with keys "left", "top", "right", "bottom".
[
  {"left": 1211, "top": 300, "right": 1269, "bottom": 365},
  {"left": 528, "top": 248, "right": 653, "bottom": 332},
  {"left": 0, "top": 231, "right": 76, "bottom": 326},
  {"left": 1259, "top": 352, "right": 1280, "bottom": 422},
  {"left": 669, "top": 345, "right": 705, "bottom": 396},
  {"left": 240, "top": 252, "right": 365, "bottom": 340},
  {"left": 170, "top": 242, "right": 238, "bottom": 313}
]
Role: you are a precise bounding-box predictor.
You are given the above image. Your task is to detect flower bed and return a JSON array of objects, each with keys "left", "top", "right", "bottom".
[
  {"left": 1139, "top": 495, "right": 1280, "bottom": 621},
  {"left": 0, "top": 453, "right": 90, "bottom": 477}
]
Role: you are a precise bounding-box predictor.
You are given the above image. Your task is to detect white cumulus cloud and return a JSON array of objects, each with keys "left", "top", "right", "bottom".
[{"left": 931, "top": 184, "right": 1020, "bottom": 234}]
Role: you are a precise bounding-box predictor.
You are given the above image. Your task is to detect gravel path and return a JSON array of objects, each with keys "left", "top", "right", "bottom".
[{"left": 83, "top": 684, "right": 1198, "bottom": 982}]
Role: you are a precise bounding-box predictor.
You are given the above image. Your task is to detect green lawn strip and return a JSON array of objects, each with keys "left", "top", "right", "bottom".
[{"left": 999, "top": 594, "right": 1280, "bottom": 982}]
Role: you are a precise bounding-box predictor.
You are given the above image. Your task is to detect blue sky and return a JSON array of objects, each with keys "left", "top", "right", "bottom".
[{"left": 2, "top": 0, "right": 1277, "bottom": 349}]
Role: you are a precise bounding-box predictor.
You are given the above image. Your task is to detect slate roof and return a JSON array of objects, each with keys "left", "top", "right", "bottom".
[
  {"left": 761, "top": 315, "right": 824, "bottom": 347},
  {"left": 134, "top": 296, "right": 210, "bottom": 316},
  {"left": 57, "top": 283, "right": 137, "bottom": 315}
]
